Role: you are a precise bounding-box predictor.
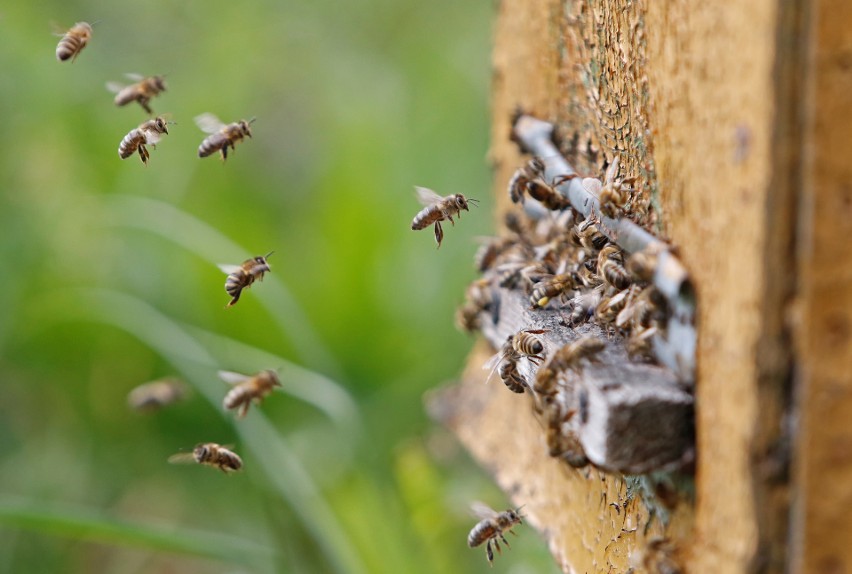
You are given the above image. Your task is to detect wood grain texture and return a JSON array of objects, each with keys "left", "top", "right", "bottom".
[
  {"left": 791, "top": 1, "right": 852, "bottom": 571},
  {"left": 443, "top": 0, "right": 814, "bottom": 571}
]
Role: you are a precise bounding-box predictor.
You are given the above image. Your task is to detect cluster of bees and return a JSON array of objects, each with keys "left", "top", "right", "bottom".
[
  {"left": 56, "top": 22, "right": 285, "bottom": 471},
  {"left": 458, "top": 154, "right": 669, "bottom": 469},
  {"left": 56, "top": 22, "right": 254, "bottom": 165}
]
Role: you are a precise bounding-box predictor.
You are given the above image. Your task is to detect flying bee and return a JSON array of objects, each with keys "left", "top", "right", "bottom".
[
  {"left": 507, "top": 157, "right": 545, "bottom": 203},
  {"left": 168, "top": 443, "right": 243, "bottom": 473},
  {"left": 107, "top": 74, "right": 167, "bottom": 114},
  {"left": 467, "top": 502, "right": 525, "bottom": 566},
  {"left": 218, "top": 252, "right": 273, "bottom": 307},
  {"left": 127, "top": 377, "right": 187, "bottom": 412},
  {"left": 219, "top": 369, "right": 282, "bottom": 419},
  {"left": 529, "top": 272, "right": 578, "bottom": 309},
  {"left": 597, "top": 245, "right": 631, "bottom": 289},
  {"left": 195, "top": 113, "right": 255, "bottom": 161},
  {"left": 118, "top": 115, "right": 171, "bottom": 165},
  {"left": 410, "top": 186, "right": 478, "bottom": 248},
  {"left": 55, "top": 21, "right": 92, "bottom": 62}
]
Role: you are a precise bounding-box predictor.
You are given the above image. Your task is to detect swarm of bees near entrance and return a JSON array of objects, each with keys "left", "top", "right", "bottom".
[{"left": 458, "top": 153, "right": 670, "bottom": 468}]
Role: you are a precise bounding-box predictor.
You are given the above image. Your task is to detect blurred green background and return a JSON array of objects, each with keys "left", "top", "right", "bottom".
[{"left": 0, "top": 1, "right": 559, "bottom": 573}]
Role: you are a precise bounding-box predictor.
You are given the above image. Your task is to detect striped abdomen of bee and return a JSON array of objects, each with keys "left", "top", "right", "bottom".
[
  {"left": 118, "top": 117, "right": 169, "bottom": 165},
  {"left": 198, "top": 121, "right": 253, "bottom": 160},
  {"left": 498, "top": 360, "right": 526, "bottom": 393},
  {"left": 56, "top": 22, "right": 92, "bottom": 62},
  {"left": 223, "top": 254, "right": 271, "bottom": 307},
  {"left": 195, "top": 443, "right": 243, "bottom": 473},
  {"left": 511, "top": 329, "right": 547, "bottom": 364},
  {"left": 530, "top": 273, "right": 576, "bottom": 309}
]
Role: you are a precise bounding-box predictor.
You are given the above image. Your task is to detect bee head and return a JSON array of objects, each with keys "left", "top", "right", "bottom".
[
  {"left": 240, "top": 118, "right": 256, "bottom": 138},
  {"left": 154, "top": 76, "right": 167, "bottom": 91},
  {"left": 456, "top": 195, "right": 479, "bottom": 211},
  {"left": 193, "top": 444, "right": 208, "bottom": 462},
  {"left": 530, "top": 156, "right": 545, "bottom": 174},
  {"left": 154, "top": 116, "right": 169, "bottom": 134}
]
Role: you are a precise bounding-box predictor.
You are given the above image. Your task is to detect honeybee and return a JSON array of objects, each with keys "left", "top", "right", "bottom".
[
  {"left": 511, "top": 329, "right": 547, "bottom": 364},
  {"left": 107, "top": 74, "right": 167, "bottom": 114},
  {"left": 595, "top": 285, "right": 635, "bottom": 325},
  {"left": 168, "top": 443, "right": 243, "bottom": 473},
  {"left": 55, "top": 22, "right": 92, "bottom": 62},
  {"left": 626, "top": 244, "right": 663, "bottom": 282},
  {"left": 524, "top": 179, "right": 573, "bottom": 210},
  {"left": 498, "top": 360, "right": 527, "bottom": 393},
  {"left": 547, "top": 336, "right": 605, "bottom": 374},
  {"left": 118, "top": 116, "right": 171, "bottom": 165},
  {"left": 597, "top": 245, "right": 631, "bottom": 289},
  {"left": 456, "top": 278, "right": 499, "bottom": 333},
  {"left": 626, "top": 325, "right": 658, "bottom": 359},
  {"left": 410, "top": 187, "right": 478, "bottom": 248},
  {"left": 565, "top": 285, "right": 604, "bottom": 325},
  {"left": 127, "top": 377, "right": 187, "bottom": 412},
  {"left": 529, "top": 272, "right": 578, "bottom": 309},
  {"left": 474, "top": 236, "right": 513, "bottom": 272},
  {"left": 195, "top": 113, "right": 255, "bottom": 161},
  {"left": 583, "top": 156, "right": 634, "bottom": 219},
  {"left": 507, "top": 157, "right": 545, "bottom": 203},
  {"left": 218, "top": 252, "right": 273, "bottom": 307},
  {"left": 467, "top": 502, "right": 525, "bottom": 566},
  {"left": 543, "top": 407, "right": 589, "bottom": 467},
  {"left": 571, "top": 216, "right": 609, "bottom": 253},
  {"left": 219, "top": 369, "right": 282, "bottom": 418}
]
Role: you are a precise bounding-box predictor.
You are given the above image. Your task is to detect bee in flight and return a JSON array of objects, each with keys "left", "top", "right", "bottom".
[
  {"left": 55, "top": 21, "right": 92, "bottom": 62},
  {"left": 126, "top": 377, "right": 187, "bottom": 413},
  {"left": 467, "top": 502, "right": 525, "bottom": 566},
  {"left": 168, "top": 443, "right": 243, "bottom": 473},
  {"left": 195, "top": 113, "right": 255, "bottom": 161},
  {"left": 218, "top": 252, "right": 273, "bottom": 307},
  {"left": 219, "top": 369, "right": 282, "bottom": 419},
  {"left": 107, "top": 74, "right": 167, "bottom": 114},
  {"left": 410, "top": 187, "right": 478, "bottom": 248},
  {"left": 118, "top": 116, "right": 171, "bottom": 165}
]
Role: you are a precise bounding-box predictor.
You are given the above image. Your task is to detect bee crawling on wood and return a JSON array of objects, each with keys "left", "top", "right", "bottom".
[
  {"left": 168, "top": 443, "right": 243, "bottom": 473},
  {"left": 467, "top": 502, "right": 525, "bottom": 566},
  {"left": 507, "top": 157, "right": 545, "bottom": 203},
  {"left": 597, "top": 245, "right": 632, "bottom": 290},
  {"left": 410, "top": 186, "right": 478, "bottom": 248},
  {"left": 583, "top": 155, "right": 635, "bottom": 219},
  {"left": 195, "top": 113, "right": 255, "bottom": 161},
  {"left": 117, "top": 115, "right": 172, "bottom": 165},
  {"left": 219, "top": 369, "right": 282, "bottom": 419},
  {"left": 55, "top": 21, "right": 93, "bottom": 62},
  {"left": 107, "top": 74, "right": 167, "bottom": 114}
]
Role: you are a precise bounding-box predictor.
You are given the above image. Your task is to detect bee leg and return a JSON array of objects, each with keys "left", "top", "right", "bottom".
[
  {"left": 434, "top": 222, "right": 443, "bottom": 249},
  {"left": 238, "top": 402, "right": 250, "bottom": 419},
  {"left": 486, "top": 541, "right": 494, "bottom": 566},
  {"left": 552, "top": 174, "right": 578, "bottom": 187},
  {"left": 220, "top": 146, "right": 229, "bottom": 162},
  {"left": 138, "top": 144, "right": 150, "bottom": 165},
  {"left": 141, "top": 99, "right": 152, "bottom": 115},
  {"left": 226, "top": 291, "right": 241, "bottom": 307},
  {"left": 493, "top": 538, "right": 502, "bottom": 555},
  {"left": 499, "top": 532, "right": 511, "bottom": 548}
]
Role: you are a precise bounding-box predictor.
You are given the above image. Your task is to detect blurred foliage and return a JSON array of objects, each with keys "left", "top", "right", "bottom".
[{"left": 0, "top": 1, "right": 559, "bottom": 572}]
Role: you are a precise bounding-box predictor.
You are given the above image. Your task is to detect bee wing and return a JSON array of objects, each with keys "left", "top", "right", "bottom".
[
  {"left": 124, "top": 72, "right": 145, "bottom": 82},
  {"left": 105, "top": 81, "right": 126, "bottom": 94},
  {"left": 481, "top": 350, "right": 506, "bottom": 384},
  {"left": 167, "top": 452, "right": 196, "bottom": 465},
  {"left": 217, "top": 263, "right": 242, "bottom": 275},
  {"left": 414, "top": 186, "right": 443, "bottom": 207},
  {"left": 195, "top": 113, "right": 226, "bottom": 134},
  {"left": 218, "top": 370, "right": 250, "bottom": 386},
  {"left": 605, "top": 155, "right": 621, "bottom": 184},
  {"left": 469, "top": 501, "right": 499, "bottom": 520},
  {"left": 582, "top": 177, "right": 603, "bottom": 195}
]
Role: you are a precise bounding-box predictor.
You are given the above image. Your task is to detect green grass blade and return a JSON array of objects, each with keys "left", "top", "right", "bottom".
[
  {"left": 102, "top": 194, "right": 344, "bottom": 379},
  {"left": 30, "top": 288, "right": 367, "bottom": 574},
  {"left": 0, "top": 496, "right": 277, "bottom": 566}
]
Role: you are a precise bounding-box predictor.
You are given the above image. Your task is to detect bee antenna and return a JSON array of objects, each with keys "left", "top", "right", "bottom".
[
  {"left": 264, "top": 251, "right": 275, "bottom": 259},
  {"left": 248, "top": 117, "right": 257, "bottom": 125},
  {"left": 468, "top": 198, "right": 480, "bottom": 206}
]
